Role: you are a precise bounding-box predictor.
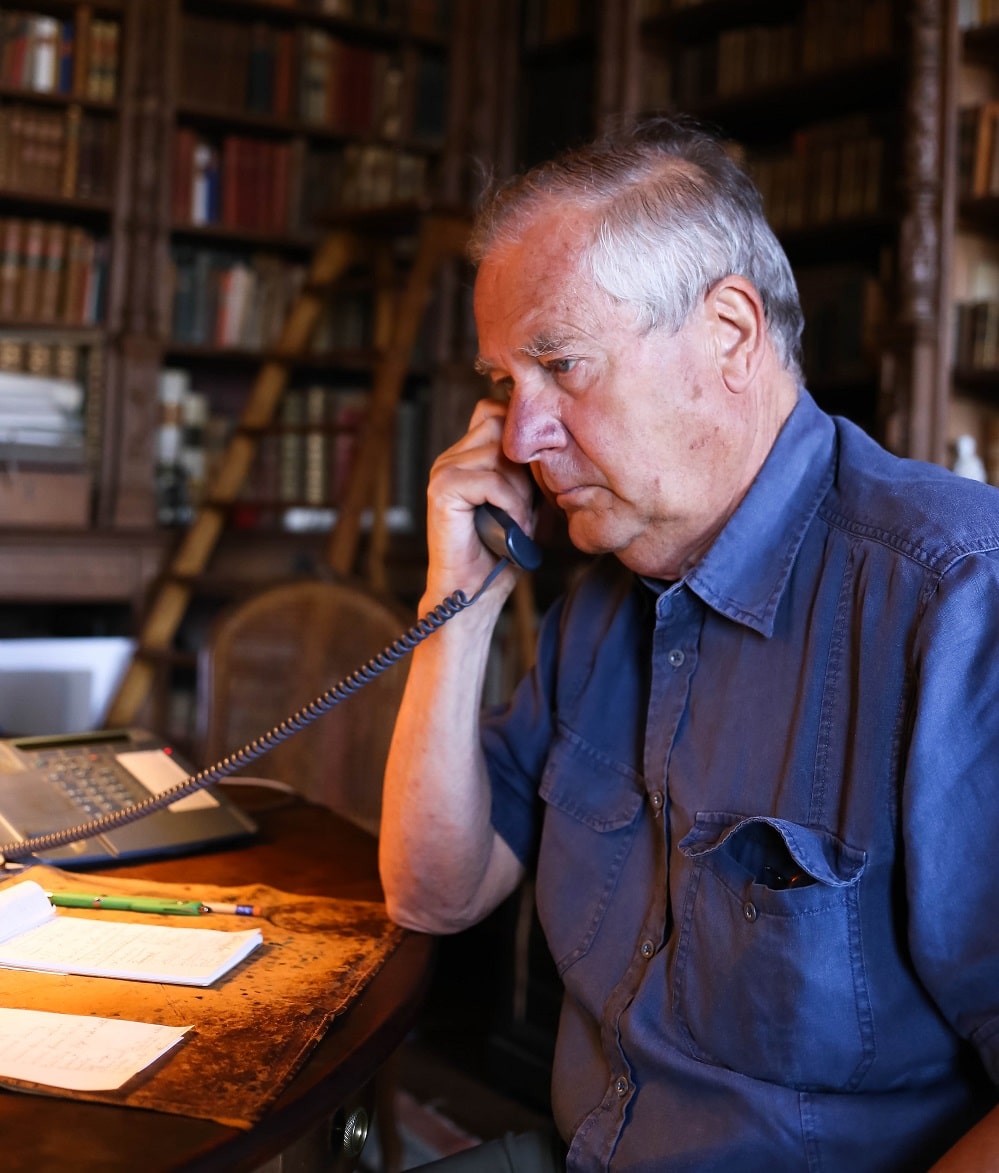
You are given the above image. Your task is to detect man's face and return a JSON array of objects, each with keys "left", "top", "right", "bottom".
[{"left": 474, "top": 208, "right": 757, "bottom": 580}]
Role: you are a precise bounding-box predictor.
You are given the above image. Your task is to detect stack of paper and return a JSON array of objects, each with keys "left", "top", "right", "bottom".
[
  {"left": 0, "top": 879, "right": 263, "bottom": 1092},
  {"left": 0, "top": 369, "right": 85, "bottom": 463}
]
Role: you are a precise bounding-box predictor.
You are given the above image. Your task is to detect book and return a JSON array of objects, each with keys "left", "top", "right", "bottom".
[
  {"left": 61, "top": 224, "right": 94, "bottom": 323},
  {"left": 38, "top": 220, "right": 67, "bottom": 321},
  {"left": 0, "top": 879, "right": 262, "bottom": 987},
  {"left": 60, "top": 102, "right": 81, "bottom": 196},
  {"left": 27, "top": 15, "right": 60, "bottom": 93},
  {"left": 71, "top": 2, "right": 92, "bottom": 97},
  {"left": 0, "top": 216, "right": 21, "bottom": 318},
  {"left": 172, "top": 127, "right": 196, "bottom": 223},
  {"left": 278, "top": 387, "right": 305, "bottom": 503},
  {"left": 156, "top": 366, "right": 190, "bottom": 524},
  {"left": 84, "top": 17, "right": 119, "bottom": 102},
  {"left": 191, "top": 139, "right": 220, "bottom": 225},
  {"left": 18, "top": 217, "right": 46, "bottom": 319},
  {"left": 303, "top": 384, "right": 329, "bottom": 505}
]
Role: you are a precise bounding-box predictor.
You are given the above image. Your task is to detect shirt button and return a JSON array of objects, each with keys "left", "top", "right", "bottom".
[
  {"left": 743, "top": 901, "right": 758, "bottom": 923},
  {"left": 667, "top": 648, "right": 685, "bottom": 668},
  {"left": 640, "top": 939, "right": 655, "bottom": 959},
  {"left": 614, "top": 1076, "right": 629, "bottom": 1097},
  {"left": 649, "top": 790, "right": 664, "bottom": 812}
]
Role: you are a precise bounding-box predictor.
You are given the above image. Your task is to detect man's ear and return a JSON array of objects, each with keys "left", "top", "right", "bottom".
[{"left": 707, "top": 276, "right": 767, "bottom": 392}]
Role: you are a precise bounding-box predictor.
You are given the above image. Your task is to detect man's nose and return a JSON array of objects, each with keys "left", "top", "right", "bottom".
[{"left": 501, "top": 381, "right": 564, "bottom": 465}]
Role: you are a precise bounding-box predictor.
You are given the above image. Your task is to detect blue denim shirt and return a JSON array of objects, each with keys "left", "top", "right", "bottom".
[{"left": 482, "top": 393, "right": 999, "bottom": 1172}]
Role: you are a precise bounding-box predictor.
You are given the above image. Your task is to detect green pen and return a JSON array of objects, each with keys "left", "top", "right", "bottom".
[{"left": 47, "top": 892, "right": 206, "bottom": 917}]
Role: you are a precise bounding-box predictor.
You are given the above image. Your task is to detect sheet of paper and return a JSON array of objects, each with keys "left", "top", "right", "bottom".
[
  {"left": 0, "top": 1007, "right": 189, "bottom": 1091},
  {"left": 0, "top": 915, "right": 262, "bottom": 986}
]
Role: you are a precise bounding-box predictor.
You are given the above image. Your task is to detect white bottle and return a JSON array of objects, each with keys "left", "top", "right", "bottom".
[{"left": 952, "top": 434, "right": 987, "bottom": 482}]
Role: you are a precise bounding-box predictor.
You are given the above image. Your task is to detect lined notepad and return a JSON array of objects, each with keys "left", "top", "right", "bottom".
[{"left": 0, "top": 880, "right": 261, "bottom": 987}]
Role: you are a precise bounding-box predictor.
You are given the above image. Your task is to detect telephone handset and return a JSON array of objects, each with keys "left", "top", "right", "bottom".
[
  {"left": 0, "top": 504, "right": 542, "bottom": 867},
  {"left": 474, "top": 502, "right": 542, "bottom": 571}
]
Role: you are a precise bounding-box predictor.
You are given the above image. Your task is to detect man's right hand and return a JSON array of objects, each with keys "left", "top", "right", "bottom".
[{"left": 422, "top": 398, "right": 537, "bottom": 611}]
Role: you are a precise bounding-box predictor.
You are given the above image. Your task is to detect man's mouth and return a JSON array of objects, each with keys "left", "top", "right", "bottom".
[{"left": 553, "top": 485, "right": 594, "bottom": 511}]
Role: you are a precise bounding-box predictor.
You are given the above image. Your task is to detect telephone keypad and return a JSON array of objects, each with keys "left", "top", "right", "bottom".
[{"left": 33, "top": 750, "right": 139, "bottom": 817}]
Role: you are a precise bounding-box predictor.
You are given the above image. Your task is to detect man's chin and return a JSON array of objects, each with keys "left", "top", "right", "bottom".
[
  {"left": 565, "top": 512, "right": 624, "bottom": 557},
  {"left": 566, "top": 514, "right": 675, "bottom": 576}
]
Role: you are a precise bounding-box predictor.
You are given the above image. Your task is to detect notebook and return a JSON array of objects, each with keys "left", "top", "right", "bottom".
[{"left": 0, "top": 728, "right": 256, "bottom": 868}]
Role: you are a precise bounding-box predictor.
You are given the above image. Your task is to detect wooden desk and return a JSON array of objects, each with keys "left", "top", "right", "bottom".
[{"left": 0, "top": 787, "right": 435, "bottom": 1173}]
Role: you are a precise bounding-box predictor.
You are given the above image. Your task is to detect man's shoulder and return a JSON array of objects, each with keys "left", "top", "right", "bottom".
[{"left": 825, "top": 417, "right": 999, "bottom": 571}]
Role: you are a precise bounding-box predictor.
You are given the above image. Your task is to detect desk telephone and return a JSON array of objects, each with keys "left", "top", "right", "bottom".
[{"left": 0, "top": 506, "right": 541, "bottom": 869}]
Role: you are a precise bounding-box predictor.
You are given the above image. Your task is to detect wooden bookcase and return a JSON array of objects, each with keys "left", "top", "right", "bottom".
[
  {"left": 508, "top": 0, "right": 962, "bottom": 469},
  {"left": 619, "top": 0, "right": 942, "bottom": 455},
  {"left": 0, "top": 1, "right": 168, "bottom": 630},
  {"left": 0, "top": 0, "right": 513, "bottom": 707},
  {"left": 122, "top": 0, "right": 485, "bottom": 745},
  {"left": 943, "top": 0, "right": 999, "bottom": 481},
  {"left": 157, "top": 0, "right": 455, "bottom": 530}
]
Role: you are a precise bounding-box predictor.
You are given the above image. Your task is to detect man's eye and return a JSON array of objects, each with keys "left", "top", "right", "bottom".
[
  {"left": 489, "top": 376, "right": 514, "bottom": 400},
  {"left": 545, "top": 358, "right": 577, "bottom": 376}
]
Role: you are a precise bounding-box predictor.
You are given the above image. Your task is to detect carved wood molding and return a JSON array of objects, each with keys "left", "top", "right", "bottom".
[
  {"left": 119, "top": 0, "right": 174, "bottom": 338},
  {"left": 898, "top": 0, "right": 944, "bottom": 344}
]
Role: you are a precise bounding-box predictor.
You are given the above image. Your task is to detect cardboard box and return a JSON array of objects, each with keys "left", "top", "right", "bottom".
[{"left": 0, "top": 468, "right": 91, "bottom": 527}]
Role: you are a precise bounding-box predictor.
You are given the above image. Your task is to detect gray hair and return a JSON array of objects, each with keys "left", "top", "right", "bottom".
[{"left": 469, "top": 117, "right": 804, "bottom": 378}]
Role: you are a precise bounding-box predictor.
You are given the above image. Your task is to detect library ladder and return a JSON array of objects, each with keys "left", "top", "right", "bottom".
[{"left": 106, "top": 209, "right": 471, "bottom": 729}]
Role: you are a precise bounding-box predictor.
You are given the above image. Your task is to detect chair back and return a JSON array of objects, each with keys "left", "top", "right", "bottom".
[{"left": 196, "top": 579, "right": 412, "bottom": 835}]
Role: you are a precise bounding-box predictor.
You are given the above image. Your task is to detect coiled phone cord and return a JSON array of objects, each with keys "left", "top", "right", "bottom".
[{"left": 0, "top": 559, "right": 510, "bottom": 867}]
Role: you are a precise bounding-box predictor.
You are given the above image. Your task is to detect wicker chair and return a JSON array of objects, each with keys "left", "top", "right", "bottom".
[{"left": 195, "top": 578, "right": 413, "bottom": 836}]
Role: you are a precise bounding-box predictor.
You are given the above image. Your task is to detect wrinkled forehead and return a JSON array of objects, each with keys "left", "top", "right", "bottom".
[{"left": 473, "top": 230, "right": 610, "bottom": 348}]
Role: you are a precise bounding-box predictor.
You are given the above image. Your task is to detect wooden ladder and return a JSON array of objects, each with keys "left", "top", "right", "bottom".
[{"left": 107, "top": 208, "right": 471, "bottom": 728}]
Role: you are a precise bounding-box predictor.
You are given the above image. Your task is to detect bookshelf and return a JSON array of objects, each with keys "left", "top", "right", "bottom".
[
  {"left": 517, "top": 0, "right": 599, "bottom": 167},
  {"left": 0, "top": 0, "right": 515, "bottom": 741},
  {"left": 625, "top": 0, "right": 911, "bottom": 444},
  {"left": 508, "top": 0, "right": 955, "bottom": 461},
  {"left": 109, "top": 0, "right": 467, "bottom": 745},
  {"left": 946, "top": 1, "right": 999, "bottom": 482},
  {"left": 0, "top": 1, "right": 168, "bottom": 637},
  {"left": 156, "top": 0, "right": 454, "bottom": 535},
  {"left": 0, "top": 3, "right": 124, "bottom": 510}
]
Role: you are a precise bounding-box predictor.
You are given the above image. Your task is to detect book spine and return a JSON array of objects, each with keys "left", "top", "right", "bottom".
[
  {"left": 38, "top": 220, "right": 67, "bottom": 321},
  {"left": 279, "top": 388, "right": 304, "bottom": 504},
  {"left": 0, "top": 217, "right": 21, "bottom": 319},
  {"left": 172, "top": 128, "right": 196, "bottom": 224},
  {"left": 303, "top": 385, "right": 328, "bottom": 505},
  {"left": 18, "top": 218, "right": 45, "bottom": 319},
  {"left": 61, "top": 104, "right": 81, "bottom": 197},
  {"left": 28, "top": 15, "right": 60, "bottom": 94},
  {"left": 71, "top": 4, "right": 92, "bottom": 98}
]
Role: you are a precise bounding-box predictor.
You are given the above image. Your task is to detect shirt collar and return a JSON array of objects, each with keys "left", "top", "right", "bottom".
[{"left": 681, "top": 391, "right": 836, "bottom": 637}]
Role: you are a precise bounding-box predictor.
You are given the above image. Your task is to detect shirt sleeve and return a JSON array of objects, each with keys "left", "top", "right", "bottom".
[
  {"left": 480, "top": 595, "right": 565, "bottom": 868},
  {"left": 905, "top": 545, "right": 999, "bottom": 1084}
]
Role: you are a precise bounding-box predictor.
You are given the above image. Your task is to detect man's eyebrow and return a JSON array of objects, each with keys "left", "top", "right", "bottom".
[
  {"left": 474, "top": 333, "right": 573, "bottom": 376},
  {"left": 522, "top": 332, "right": 571, "bottom": 358}
]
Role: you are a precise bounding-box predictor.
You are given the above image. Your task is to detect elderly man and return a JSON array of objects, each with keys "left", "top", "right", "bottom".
[{"left": 380, "top": 118, "right": 999, "bottom": 1171}]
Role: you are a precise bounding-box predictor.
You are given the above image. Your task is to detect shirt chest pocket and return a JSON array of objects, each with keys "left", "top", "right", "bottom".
[
  {"left": 674, "top": 813, "right": 873, "bottom": 1092},
  {"left": 536, "top": 728, "right": 645, "bottom": 975}
]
